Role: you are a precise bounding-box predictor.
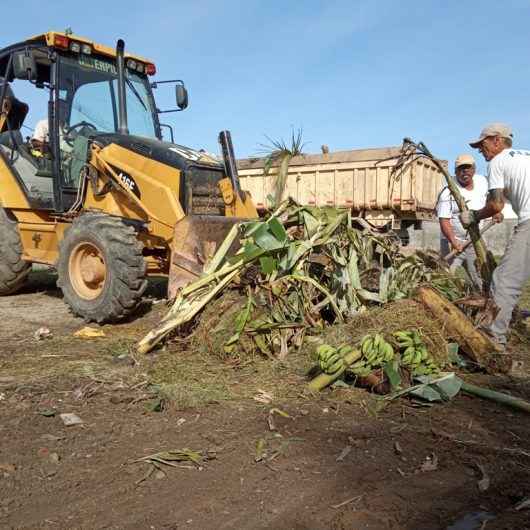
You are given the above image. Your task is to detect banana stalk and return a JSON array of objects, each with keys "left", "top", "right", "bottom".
[
  {"left": 273, "top": 152, "right": 293, "bottom": 207},
  {"left": 462, "top": 382, "right": 530, "bottom": 414},
  {"left": 202, "top": 223, "right": 241, "bottom": 275},
  {"left": 137, "top": 269, "right": 240, "bottom": 354}
]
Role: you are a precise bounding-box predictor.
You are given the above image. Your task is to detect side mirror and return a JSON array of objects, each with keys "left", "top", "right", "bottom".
[
  {"left": 176, "top": 84, "right": 188, "bottom": 110},
  {"left": 12, "top": 51, "right": 37, "bottom": 81}
]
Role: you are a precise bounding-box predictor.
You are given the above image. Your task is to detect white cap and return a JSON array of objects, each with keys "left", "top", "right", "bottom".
[
  {"left": 455, "top": 154, "right": 475, "bottom": 169},
  {"left": 469, "top": 123, "right": 513, "bottom": 148}
]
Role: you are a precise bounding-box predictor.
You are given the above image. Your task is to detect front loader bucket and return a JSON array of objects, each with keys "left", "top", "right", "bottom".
[{"left": 168, "top": 215, "right": 244, "bottom": 300}]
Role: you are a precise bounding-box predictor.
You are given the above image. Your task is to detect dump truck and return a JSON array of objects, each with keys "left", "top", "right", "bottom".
[
  {"left": 0, "top": 31, "right": 257, "bottom": 322},
  {"left": 237, "top": 147, "right": 445, "bottom": 242}
]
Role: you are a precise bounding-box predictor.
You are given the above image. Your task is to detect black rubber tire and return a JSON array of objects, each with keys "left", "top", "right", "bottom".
[
  {"left": 0, "top": 208, "right": 31, "bottom": 295},
  {"left": 57, "top": 212, "right": 147, "bottom": 323}
]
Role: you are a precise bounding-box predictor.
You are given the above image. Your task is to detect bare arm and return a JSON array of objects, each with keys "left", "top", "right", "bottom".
[
  {"left": 439, "top": 218, "right": 462, "bottom": 250},
  {"left": 476, "top": 189, "right": 505, "bottom": 221}
]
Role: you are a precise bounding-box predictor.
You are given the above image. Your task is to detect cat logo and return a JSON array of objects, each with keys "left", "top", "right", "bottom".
[{"left": 169, "top": 145, "right": 201, "bottom": 161}]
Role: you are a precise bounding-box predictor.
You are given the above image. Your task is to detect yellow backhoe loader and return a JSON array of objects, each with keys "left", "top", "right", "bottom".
[{"left": 0, "top": 31, "right": 257, "bottom": 322}]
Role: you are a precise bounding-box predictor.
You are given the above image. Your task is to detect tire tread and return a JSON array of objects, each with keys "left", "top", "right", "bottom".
[
  {"left": 57, "top": 212, "right": 147, "bottom": 323},
  {"left": 0, "top": 208, "right": 30, "bottom": 295}
]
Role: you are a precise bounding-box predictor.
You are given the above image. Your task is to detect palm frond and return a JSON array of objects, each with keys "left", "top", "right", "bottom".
[{"left": 256, "top": 128, "right": 306, "bottom": 207}]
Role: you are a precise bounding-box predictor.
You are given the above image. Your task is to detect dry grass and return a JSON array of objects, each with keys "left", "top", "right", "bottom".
[
  {"left": 146, "top": 342, "right": 314, "bottom": 409},
  {"left": 0, "top": 332, "right": 141, "bottom": 385}
]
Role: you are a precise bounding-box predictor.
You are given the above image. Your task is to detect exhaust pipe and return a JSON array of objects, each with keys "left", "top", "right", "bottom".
[
  {"left": 116, "top": 39, "right": 129, "bottom": 135},
  {"left": 219, "top": 130, "right": 244, "bottom": 201}
]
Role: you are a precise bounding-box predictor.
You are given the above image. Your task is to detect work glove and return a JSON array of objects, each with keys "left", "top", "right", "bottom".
[{"left": 459, "top": 210, "right": 478, "bottom": 228}]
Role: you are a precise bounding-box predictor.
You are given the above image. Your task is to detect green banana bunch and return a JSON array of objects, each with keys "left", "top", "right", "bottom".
[
  {"left": 393, "top": 329, "right": 440, "bottom": 376},
  {"left": 347, "top": 358, "right": 373, "bottom": 377},
  {"left": 316, "top": 344, "right": 344, "bottom": 375},
  {"left": 360, "top": 334, "right": 394, "bottom": 365},
  {"left": 316, "top": 334, "right": 399, "bottom": 379},
  {"left": 343, "top": 333, "right": 395, "bottom": 378}
]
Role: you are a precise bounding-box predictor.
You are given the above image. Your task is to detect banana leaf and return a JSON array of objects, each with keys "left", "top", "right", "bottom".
[
  {"left": 259, "top": 256, "right": 277, "bottom": 274},
  {"left": 253, "top": 223, "right": 286, "bottom": 251},
  {"left": 268, "top": 217, "right": 288, "bottom": 242},
  {"left": 302, "top": 210, "right": 321, "bottom": 237},
  {"left": 225, "top": 293, "right": 254, "bottom": 347}
]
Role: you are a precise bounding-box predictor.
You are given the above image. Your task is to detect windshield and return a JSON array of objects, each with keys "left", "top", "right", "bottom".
[{"left": 58, "top": 55, "right": 158, "bottom": 139}]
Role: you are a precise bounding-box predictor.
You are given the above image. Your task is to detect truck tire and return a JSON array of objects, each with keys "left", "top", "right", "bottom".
[
  {"left": 57, "top": 212, "right": 147, "bottom": 323},
  {"left": 0, "top": 207, "right": 31, "bottom": 295}
]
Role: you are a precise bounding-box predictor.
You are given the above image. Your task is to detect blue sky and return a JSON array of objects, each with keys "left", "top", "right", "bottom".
[{"left": 4, "top": 0, "right": 530, "bottom": 173}]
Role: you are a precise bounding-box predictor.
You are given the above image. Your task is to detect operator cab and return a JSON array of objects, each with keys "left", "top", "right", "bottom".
[
  {"left": 0, "top": 47, "right": 55, "bottom": 208},
  {"left": 0, "top": 32, "right": 187, "bottom": 212}
]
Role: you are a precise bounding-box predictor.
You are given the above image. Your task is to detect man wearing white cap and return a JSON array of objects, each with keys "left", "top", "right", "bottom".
[
  {"left": 462, "top": 123, "right": 530, "bottom": 346},
  {"left": 30, "top": 118, "right": 49, "bottom": 155},
  {"left": 436, "top": 154, "right": 488, "bottom": 289}
]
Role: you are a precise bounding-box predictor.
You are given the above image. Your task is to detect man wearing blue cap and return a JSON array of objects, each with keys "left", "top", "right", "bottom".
[{"left": 462, "top": 123, "right": 530, "bottom": 347}]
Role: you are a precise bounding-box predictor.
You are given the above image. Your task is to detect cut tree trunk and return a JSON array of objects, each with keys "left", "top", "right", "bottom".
[{"left": 416, "top": 286, "right": 508, "bottom": 373}]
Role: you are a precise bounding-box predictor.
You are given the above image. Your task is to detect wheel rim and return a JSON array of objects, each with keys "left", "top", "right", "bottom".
[{"left": 69, "top": 242, "right": 107, "bottom": 300}]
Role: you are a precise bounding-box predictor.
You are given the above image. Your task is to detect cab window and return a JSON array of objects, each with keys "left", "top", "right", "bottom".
[{"left": 70, "top": 81, "right": 116, "bottom": 132}]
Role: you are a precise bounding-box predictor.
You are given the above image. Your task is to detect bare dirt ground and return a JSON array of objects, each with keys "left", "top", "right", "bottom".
[{"left": 1, "top": 269, "right": 529, "bottom": 530}]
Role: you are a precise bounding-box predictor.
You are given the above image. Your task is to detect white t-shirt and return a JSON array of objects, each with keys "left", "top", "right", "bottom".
[
  {"left": 32, "top": 119, "right": 49, "bottom": 142},
  {"left": 436, "top": 175, "right": 488, "bottom": 240},
  {"left": 488, "top": 148, "right": 530, "bottom": 224}
]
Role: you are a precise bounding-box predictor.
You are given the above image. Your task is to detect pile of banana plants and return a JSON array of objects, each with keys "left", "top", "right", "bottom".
[{"left": 138, "top": 200, "right": 468, "bottom": 355}]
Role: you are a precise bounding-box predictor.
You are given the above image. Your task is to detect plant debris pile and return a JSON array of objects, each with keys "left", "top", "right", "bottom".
[{"left": 138, "top": 200, "right": 469, "bottom": 357}]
